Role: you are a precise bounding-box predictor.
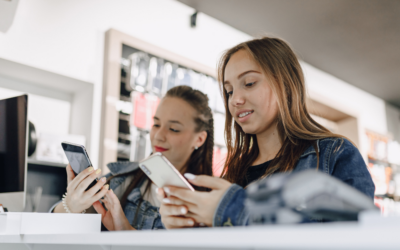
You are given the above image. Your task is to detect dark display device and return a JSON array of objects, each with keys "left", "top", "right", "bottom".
[
  {"left": 0, "top": 95, "right": 28, "bottom": 212},
  {"left": 61, "top": 142, "right": 97, "bottom": 191}
]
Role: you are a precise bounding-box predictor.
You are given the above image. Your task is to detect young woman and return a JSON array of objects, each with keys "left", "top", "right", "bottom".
[
  {"left": 52, "top": 85, "right": 214, "bottom": 230},
  {"left": 157, "top": 37, "right": 375, "bottom": 228}
]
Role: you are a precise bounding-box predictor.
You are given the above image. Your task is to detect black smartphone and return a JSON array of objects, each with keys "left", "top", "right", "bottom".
[{"left": 61, "top": 142, "right": 97, "bottom": 191}]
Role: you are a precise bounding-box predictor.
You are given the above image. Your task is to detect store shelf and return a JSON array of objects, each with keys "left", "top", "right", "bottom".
[{"left": 27, "top": 159, "right": 66, "bottom": 168}]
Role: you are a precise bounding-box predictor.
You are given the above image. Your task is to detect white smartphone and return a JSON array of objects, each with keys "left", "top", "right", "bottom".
[{"left": 139, "top": 152, "right": 194, "bottom": 191}]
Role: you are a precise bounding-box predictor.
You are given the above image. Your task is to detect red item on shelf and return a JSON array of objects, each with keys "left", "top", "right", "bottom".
[
  {"left": 131, "top": 92, "right": 160, "bottom": 130},
  {"left": 132, "top": 92, "right": 147, "bottom": 129}
]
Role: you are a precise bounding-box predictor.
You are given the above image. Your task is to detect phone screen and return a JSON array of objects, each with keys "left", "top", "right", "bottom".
[{"left": 61, "top": 143, "right": 92, "bottom": 175}]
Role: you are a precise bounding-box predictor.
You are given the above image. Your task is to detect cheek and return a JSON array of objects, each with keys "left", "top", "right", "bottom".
[{"left": 169, "top": 134, "right": 191, "bottom": 152}]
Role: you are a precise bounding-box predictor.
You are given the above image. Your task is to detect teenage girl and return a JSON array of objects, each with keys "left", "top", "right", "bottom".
[
  {"left": 157, "top": 37, "right": 375, "bottom": 228},
  {"left": 52, "top": 86, "right": 214, "bottom": 230}
]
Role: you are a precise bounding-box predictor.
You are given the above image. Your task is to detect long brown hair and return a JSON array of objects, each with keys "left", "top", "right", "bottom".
[
  {"left": 107, "top": 85, "right": 214, "bottom": 209},
  {"left": 218, "top": 37, "right": 344, "bottom": 186}
]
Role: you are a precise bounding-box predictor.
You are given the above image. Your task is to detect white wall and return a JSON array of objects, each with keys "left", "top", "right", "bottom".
[
  {"left": 0, "top": 86, "right": 71, "bottom": 135},
  {"left": 0, "top": 0, "right": 397, "bottom": 165},
  {"left": 0, "top": 0, "right": 251, "bottom": 167},
  {"left": 302, "top": 62, "right": 390, "bottom": 157}
]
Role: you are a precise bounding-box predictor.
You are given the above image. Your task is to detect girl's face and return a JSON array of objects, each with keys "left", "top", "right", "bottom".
[
  {"left": 223, "top": 49, "right": 279, "bottom": 135},
  {"left": 150, "top": 97, "right": 207, "bottom": 171}
]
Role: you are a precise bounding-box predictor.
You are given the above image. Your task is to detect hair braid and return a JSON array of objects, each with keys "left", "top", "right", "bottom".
[{"left": 203, "top": 116, "right": 214, "bottom": 175}]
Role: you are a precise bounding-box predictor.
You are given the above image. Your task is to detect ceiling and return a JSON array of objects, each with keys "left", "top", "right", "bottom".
[{"left": 178, "top": 0, "right": 400, "bottom": 107}]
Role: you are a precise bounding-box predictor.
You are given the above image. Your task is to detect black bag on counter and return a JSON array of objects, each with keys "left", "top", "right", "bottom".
[{"left": 245, "top": 169, "right": 378, "bottom": 224}]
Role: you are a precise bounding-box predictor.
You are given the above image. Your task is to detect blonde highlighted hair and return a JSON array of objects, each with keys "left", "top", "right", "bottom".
[{"left": 218, "top": 37, "right": 344, "bottom": 186}]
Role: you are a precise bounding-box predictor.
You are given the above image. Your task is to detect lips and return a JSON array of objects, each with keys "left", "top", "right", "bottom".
[
  {"left": 154, "top": 146, "right": 168, "bottom": 152},
  {"left": 236, "top": 109, "right": 254, "bottom": 123}
]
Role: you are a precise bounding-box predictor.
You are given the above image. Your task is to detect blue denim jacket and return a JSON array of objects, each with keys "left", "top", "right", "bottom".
[
  {"left": 105, "top": 161, "right": 165, "bottom": 230},
  {"left": 213, "top": 138, "right": 375, "bottom": 227}
]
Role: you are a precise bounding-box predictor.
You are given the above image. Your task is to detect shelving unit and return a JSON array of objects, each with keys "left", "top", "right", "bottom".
[
  {"left": 100, "top": 29, "right": 364, "bottom": 176},
  {"left": 100, "top": 29, "right": 224, "bottom": 174}
]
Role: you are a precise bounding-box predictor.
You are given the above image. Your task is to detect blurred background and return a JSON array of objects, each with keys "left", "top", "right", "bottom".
[{"left": 0, "top": 0, "right": 399, "bottom": 213}]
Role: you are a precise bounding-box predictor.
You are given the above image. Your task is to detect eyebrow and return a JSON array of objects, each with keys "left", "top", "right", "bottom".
[
  {"left": 223, "top": 70, "right": 261, "bottom": 85},
  {"left": 153, "top": 117, "right": 183, "bottom": 125}
]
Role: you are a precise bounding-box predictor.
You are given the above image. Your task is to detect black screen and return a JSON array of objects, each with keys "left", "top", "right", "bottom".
[
  {"left": 61, "top": 143, "right": 91, "bottom": 175},
  {"left": 0, "top": 95, "right": 28, "bottom": 193}
]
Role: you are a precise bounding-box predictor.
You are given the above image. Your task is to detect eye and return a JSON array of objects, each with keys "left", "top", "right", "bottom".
[
  {"left": 170, "top": 128, "right": 180, "bottom": 133},
  {"left": 226, "top": 91, "right": 233, "bottom": 96},
  {"left": 153, "top": 124, "right": 160, "bottom": 128},
  {"left": 246, "top": 82, "right": 256, "bottom": 87}
]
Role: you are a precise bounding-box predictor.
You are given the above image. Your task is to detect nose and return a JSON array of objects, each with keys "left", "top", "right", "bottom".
[
  {"left": 154, "top": 126, "right": 166, "bottom": 142},
  {"left": 231, "top": 89, "right": 245, "bottom": 107}
]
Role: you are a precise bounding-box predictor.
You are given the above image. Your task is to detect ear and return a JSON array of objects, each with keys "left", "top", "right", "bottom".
[{"left": 194, "top": 131, "right": 208, "bottom": 149}]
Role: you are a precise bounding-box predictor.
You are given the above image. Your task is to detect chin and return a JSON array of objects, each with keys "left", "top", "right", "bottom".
[{"left": 240, "top": 124, "right": 258, "bottom": 135}]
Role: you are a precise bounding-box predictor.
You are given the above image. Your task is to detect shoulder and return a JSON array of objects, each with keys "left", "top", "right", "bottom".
[
  {"left": 106, "top": 161, "right": 140, "bottom": 176},
  {"left": 300, "top": 137, "right": 351, "bottom": 158},
  {"left": 317, "top": 137, "right": 357, "bottom": 156}
]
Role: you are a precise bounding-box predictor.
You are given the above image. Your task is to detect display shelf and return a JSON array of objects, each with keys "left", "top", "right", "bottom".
[
  {"left": 100, "top": 29, "right": 221, "bottom": 171},
  {"left": 27, "top": 159, "right": 66, "bottom": 168}
]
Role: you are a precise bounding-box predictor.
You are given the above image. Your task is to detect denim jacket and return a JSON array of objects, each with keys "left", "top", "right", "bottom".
[
  {"left": 213, "top": 138, "right": 375, "bottom": 227},
  {"left": 105, "top": 161, "right": 165, "bottom": 230}
]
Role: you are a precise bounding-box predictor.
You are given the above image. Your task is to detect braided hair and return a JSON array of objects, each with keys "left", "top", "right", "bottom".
[
  {"left": 107, "top": 85, "right": 214, "bottom": 211},
  {"left": 165, "top": 85, "right": 214, "bottom": 178}
]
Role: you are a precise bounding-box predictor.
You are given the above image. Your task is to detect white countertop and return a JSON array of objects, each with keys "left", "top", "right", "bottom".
[{"left": 1, "top": 221, "right": 399, "bottom": 250}]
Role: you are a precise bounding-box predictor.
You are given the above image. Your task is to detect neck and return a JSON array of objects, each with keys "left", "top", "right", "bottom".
[
  {"left": 174, "top": 156, "right": 190, "bottom": 174},
  {"left": 253, "top": 123, "right": 282, "bottom": 166}
]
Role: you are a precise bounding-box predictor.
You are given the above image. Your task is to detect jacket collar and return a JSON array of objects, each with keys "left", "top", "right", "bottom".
[
  {"left": 299, "top": 139, "right": 320, "bottom": 158},
  {"left": 106, "top": 161, "right": 139, "bottom": 175}
]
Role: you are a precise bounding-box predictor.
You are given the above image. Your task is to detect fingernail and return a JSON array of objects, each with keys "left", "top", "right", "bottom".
[
  {"left": 184, "top": 173, "right": 196, "bottom": 180},
  {"left": 110, "top": 189, "right": 114, "bottom": 193},
  {"left": 187, "top": 220, "right": 194, "bottom": 226},
  {"left": 181, "top": 207, "right": 187, "bottom": 214},
  {"left": 156, "top": 187, "right": 160, "bottom": 193},
  {"left": 87, "top": 167, "right": 94, "bottom": 172},
  {"left": 104, "top": 184, "right": 109, "bottom": 190},
  {"left": 162, "top": 198, "right": 171, "bottom": 204},
  {"left": 95, "top": 169, "right": 102, "bottom": 174},
  {"left": 164, "top": 187, "right": 170, "bottom": 194},
  {"left": 101, "top": 177, "right": 106, "bottom": 182}
]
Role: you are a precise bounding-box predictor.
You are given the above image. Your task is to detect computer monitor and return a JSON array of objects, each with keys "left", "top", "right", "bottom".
[{"left": 0, "top": 94, "right": 28, "bottom": 212}]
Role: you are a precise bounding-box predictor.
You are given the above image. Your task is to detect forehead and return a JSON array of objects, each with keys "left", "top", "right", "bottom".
[
  {"left": 224, "top": 49, "right": 261, "bottom": 81},
  {"left": 155, "top": 97, "right": 197, "bottom": 123}
]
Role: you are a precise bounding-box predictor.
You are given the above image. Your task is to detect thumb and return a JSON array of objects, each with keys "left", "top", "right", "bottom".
[
  {"left": 93, "top": 201, "right": 106, "bottom": 218},
  {"left": 184, "top": 174, "right": 230, "bottom": 190},
  {"left": 66, "top": 164, "right": 75, "bottom": 184}
]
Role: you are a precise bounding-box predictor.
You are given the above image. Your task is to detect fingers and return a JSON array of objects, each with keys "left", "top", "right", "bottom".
[
  {"left": 85, "top": 176, "right": 107, "bottom": 198},
  {"left": 76, "top": 168, "right": 102, "bottom": 194},
  {"left": 66, "top": 164, "right": 76, "bottom": 185},
  {"left": 159, "top": 203, "right": 189, "bottom": 217},
  {"left": 156, "top": 187, "right": 166, "bottom": 201},
  {"left": 67, "top": 166, "right": 95, "bottom": 193},
  {"left": 89, "top": 184, "right": 109, "bottom": 205},
  {"left": 184, "top": 174, "right": 231, "bottom": 190},
  {"left": 93, "top": 201, "right": 106, "bottom": 218},
  {"left": 162, "top": 196, "right": 198, "bottom": 213},
  {"left": 107, "top": 189, "right": 120, "bottom": 204},
  {"left": 162, "top": 216, "right": 195, "bottom": 229},
  {"left": 163, "top": 186, "right": 199, "bottom": 204}
]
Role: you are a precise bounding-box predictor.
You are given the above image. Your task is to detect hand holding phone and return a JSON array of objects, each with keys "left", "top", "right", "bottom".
[
  {"left": 139, "top": 152, "right": 194, "bottom": 191},
  {"left": 57, "top": 142, "right": 109, "bottom": 213},
  {"left": 61, "top": 142, "right": 98, "bottom": 191}
]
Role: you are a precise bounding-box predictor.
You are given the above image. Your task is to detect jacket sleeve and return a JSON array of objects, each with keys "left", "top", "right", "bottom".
[
  {"left": 330, "top": 138, "right": 375, "bottom": 199},
  {"left": 212, "top": 184, "right": 249, "bottom": 227}
]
